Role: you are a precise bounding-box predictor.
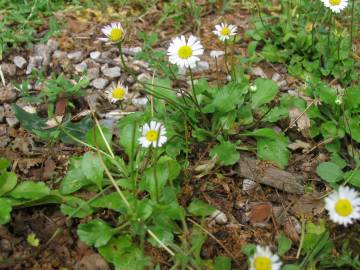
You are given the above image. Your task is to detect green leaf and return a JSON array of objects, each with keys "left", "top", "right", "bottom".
[
  {"left": 282, "top": 265, "right": 301, "bottom": 270},
  {"left": 215, "top": 256, "right": 231, "bottom": 270},
  {"left": 86, "top": 125, "right": 112, "bottom": 153},
  {"left": 148, "top": 226, "right": 174, "bottom": 247},
  {"left": 344, "top": 170, "right": 360, "bottom": 187},
  {"left": 209, "top": 82, "right": 246, "bottom": 113},
  {"left": 118, "top": 123, "right": 140, "bottom": 157},
  {"left": 60, "top": 196, "right": 93, "bottom": 218},
  {"left": 210, "top": 141, "right": 240, "bottom": 166},
  {"left": 277, "top": 233, "right": 292, "bottom": 256},
  {"left": 81, "top": 152, "right": 104, "bottom": 190},
  {"left": 251, "top": 78, "right": 279, "bottom": 109},
  {"left": 0, "top": 198, "right": 12, "bottom": 224},
  {"left": 0, "top": 171, "right": 17, "bottom": 196},
  {"left": 316, "top": 162, "right": 344, "bottom": 183},
  {"left": 242, "top": 243, "right": 257, "bottom": 257},
  {"left": 187, "top": 200, "right": 215, "bottom": 217},
  {"left": 98, "top": 235, "right": 133, "bottom": 263},
  {"left": 77, "top": 219, "right": 114, "bottom": 248},
  {"left": 9, "top": 181, "right": 50, "bottom": 200},
  {"left": 91, "top": 192, "right": 127, "bottom": 212},
  {"left": 257, "top": 137, "right": 289, "bottom": 168},
  {"left": 0, "top": 157, "right": 11, "bottom": 172}
]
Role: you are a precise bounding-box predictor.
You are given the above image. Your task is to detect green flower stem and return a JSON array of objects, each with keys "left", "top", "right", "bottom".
[
  {"left": 118, "top": 42, "right": 129, "bottom": 73},
  {"left": 349, "top": 0, "right": 355, "bottom": 50},
  {"left": 152, "top": 146, "right": 160, "bottom": 203},
  {"left": 130, "top": 121, "right": 138, "bottom": 192},
  {"left": 223, "top": 40, "right": 230, "bottom": 74},
  {"left": 327, "top": 12, "right": 333, "bottom": 58}
]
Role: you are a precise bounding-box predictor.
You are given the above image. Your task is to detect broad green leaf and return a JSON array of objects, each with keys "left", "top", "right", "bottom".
[
  {"left": 10, "top": 181, "right": 50, "bottom": 200},
  {"left": 187, "top": 200, "right": 215, "bottom": 217},
  {"left": 215, "top": 256, "right": 231, "bottom": 270},
  {"left": 81, "top": 152, "right": 104, "bottom": 190},
  {"left": 210, "top": 82, "right": 246, "bottom": 113},
  {"left": 251, "top": 78, "right": 279, "bottom": 109},
  {"left": 60, "top": 196, "right": 93, "bottom": 218},
  {"left": 91, "top": 192, "right": 127, "bottom": 212},
  {"left": 242, "top": 243, "right": 257, "bottom": 256},
  {"left": 86, "top": 125, "right": 112, "bottom": 153},
  {"left": 0, "top": 171, "right": 17, "bottom": 196},
  {"left": 257, "top": 136, "right": 289, "bottom": 168},
  {"left": 344, "top": 170, "right": 360, "bottom": 187},
  {"left": 277, "top": 233, "right": 292, "bottom": 256},
  {"left": 0, "top": 157, "right": 11, "bottom": 172},
  {"left": 210, "top": 141, "right": 240, "bottom": 166},
  {"left": 0, "top": 198, "right": 12, "bottom": 224},
  {"left": 316, "top": 162, "right": 344, "bottom": 183},
  {"left": 77, "top": 219, "right": 114, "bottom": 248},
  {"left": 282, "top": 265, "right": 301, "bottom": 270},
  {"left": 344, "top": 85, "right": 360, "bottom": 109},
  {"left": 316, "top": 83, "right": 336, "bottom": 105},
  {"left": 148, "top": 226, "right": 174, "bottom": 247},
  {"left": 118, "top": 123, "right": 140, "bottom": 157},
  {"left": 98, "top": 235, "right": 133, "bottom": 263}
]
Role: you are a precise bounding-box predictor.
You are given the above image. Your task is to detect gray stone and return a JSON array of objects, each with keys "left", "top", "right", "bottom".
[
  {"left": 53, "top": 50, "right": 67, "bottom": 59},
  {"left": 1, "top": 63, "right": 16, "bottom": 76},
  {"left": 277, "top": 80, "right": 287, "bottom": 89},
  {"left": 33, "top": 43, "right": 51, "bottom": 66},
  {"left": 132, "top": 97, "right": 148, "bottom": 107},
  {"left": 74, "top": 253, "right": 110, "bottom": 270},
  {"left": 137, "top": 73, "right": 151, "bottom": 83},
  {"left": 242, "top": 178, "right": 257, "bottom": 191},
  {"left": 67, "top": 51, "right": 84, "bottom": 63},
  {"left": 88, "top": 67, "right": 100, "bottom": 80},
  {"left": 90, "top": 51, "right": 101, "bottom": 60},
  {"left": 196, "top": 61, "right": 209, "bottom": 72},
  {"left": 250, "top": 66, "right": 267, "bottom": 78},
  {"left": 75, "top": 62, "right": 88, "bottom": 73},
  {"left": 46, "top": 39, "right": 59, "bottom": 52},
  {"left": 6, "top": 117, "right": 19, "bottom": 128},
  {"left": 271, "top": 72, "right": 282, "bottom": 82},
  {"left": 26, "top": 56, "right": 43, "bottom": 75},
  {"left": 209, "top": 50, "right": 225, "bottom": 58},
  {"left": 133, "top": 60, "right": 149, "bottom": 69},
  {"left": 0, "top": 86, "right": 17, "bottom": 103},
  {"left": 102, "top": 66, "right": 121, "bottom": 78},
  {"left": 0, "top": 106, "right": 4, "bottom": 122},
  {"left": 13, "top": 56, "right": 27, "bottom": 69},
  {"left": 122, "top": 47, "right": 142, "bottom": 56},
  {"left": 211, "top": 210, "right": 228, "bottom": 225},
  {"left": 91, "top": 78, "right": 109, "bottom": 90},
  {"left": 132, "top": 83, "right": 144, "bottom": 92}
]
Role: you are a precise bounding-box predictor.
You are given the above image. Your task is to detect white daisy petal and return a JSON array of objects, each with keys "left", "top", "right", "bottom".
[
  {"left": 322, "top": 0, "right": 348, "bottom": 13},
  {"left": 249, "top": 245, "right": 282, "bottom": 270},
  {"left": 139, "top": 121, "right": 167, "bottom": 148},
  {"left": 100, "top": 22, "right": 124, "bottom": 43},
  {"left": 213, "top": 22, "right": 237, "bottom": 42}
]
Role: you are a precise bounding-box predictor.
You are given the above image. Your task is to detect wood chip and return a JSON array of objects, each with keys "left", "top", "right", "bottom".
[{"left": 239, "top": 157, "right": 304, "bottom": 194}]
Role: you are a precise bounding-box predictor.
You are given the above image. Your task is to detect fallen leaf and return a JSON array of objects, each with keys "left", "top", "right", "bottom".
[
  {"left": 249, "top": 203, "right": 272, "bottom": 224},
  {"left": 289, "top": 107, "right": 311, "bottom": 137}
]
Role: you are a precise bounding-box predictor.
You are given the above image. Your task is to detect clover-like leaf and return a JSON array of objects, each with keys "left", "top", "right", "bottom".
[{"left": 77, "top": 219, "right": 114, "bottom": 248}]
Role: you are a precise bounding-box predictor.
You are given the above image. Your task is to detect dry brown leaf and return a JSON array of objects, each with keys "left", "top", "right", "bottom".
[
  {"left": 289, "top": 107, "right": 311, "bottom": 137},
  {"left": 249, "top": 203, "right": 272, "bottom": 224},
  {"left": 291, "top": 192, "right": 324, "bottom": 217}
]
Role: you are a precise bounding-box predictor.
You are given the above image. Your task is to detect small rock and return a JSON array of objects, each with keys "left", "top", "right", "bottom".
[
  {"left": 13, "top": 56, "right": 27, "bottom": 69},
  {"left": 53, "top": 50, "right": 67, "bottom": 59},
  {"left": 137, "top": 73, "right": 151, "bottom": 83},
  {"left": 6, "top": 117, "right": 19, "bottom": 128},
  {"left": 90, "top": 51, "right": 101, "bottom": 60},
  {"left": 122, "top": 47, "right": 142, "bottom": 56},
  {"left": 26, "top": 56, "right": 43, "bottom": 74},
  {"left": 88, "top": 67, "right": 100, "bottom": 80},
  {"left": 133, "top": 60, "right": 149, "bottom": 69},
  {"left": 277, "top": 80, "right": 287, "bottom": 89},
  {"left": 75, "top": 62, "right": 88, "bottom": 73},
  {"left": 46, "top": 39, "right": 59, "bottom": 52},
  {"left": 1, "top": 63, "right": 16, "bottom": 76},
  {"left": 33, "top": 43, "right": 51, "bottom": 66},
  {"left": 0, "top": 106, "right": 4, "bottom": 122},
  {"left": 211, "top": 210, "right": 228, "bottom": 225},
  {"left": 250, "top": 66, "right": 267, "bottom": 78},
  {"left": 75, "top": 253, "right": 110, "bottom": 270},
  {"left": 271, "top": 73, "right": 282, "bottom": 82},
  {"left": 209, "top": 50, "right": 225, "bottom": 58},
  {"left": 91, "top": 78, "right": 109, "bottom": 90},
  {"left": 195, "top": 61, "right": 210, "bottom": 72},
  {"left": 67, "top": 51, "right": 84, "bottom": 63},
  {"left": 132, "top": 83, "right": 144, "bottom": 92},
  {"left": 242, "top": 178, "right": 257, "bottom": 191},
  {"left": 102, "top": 66, "right": 121, "bottom": 78},
  {"left": 132, "top": 97, "right": 148, "bottom": 107},
  {"left": 0, "top": 87, "right": 17, "bottom": 103}
]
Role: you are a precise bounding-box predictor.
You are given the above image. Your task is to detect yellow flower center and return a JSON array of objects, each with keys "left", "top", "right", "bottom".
[
  {"left": 110, "top": 28, "right": 122, "bottom": 42},
  {"left": 254, "top": 257, "right": 272, "bottom": 270},
  {"left": 112, "top": 88, "right": 125, "bottom": 100},
  {"left": 145, "top": 130, "right": 159, "bottom": 142},
  {"left": 220, "top": 27, "right": 231, "bottom": 36},
  {"left": 178, "top": 45, "right": 193, "bottom": 59},
  {"left": 329, "top": 0, "right": 341, "bottom": 5},
  {"left": 335, "top": 199, "right": 353, "bottom": 217}
]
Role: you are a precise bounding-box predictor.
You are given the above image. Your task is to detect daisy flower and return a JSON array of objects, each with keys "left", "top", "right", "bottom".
[
  {"left": 167, "top": 35, "right": 204, "bottom": 69},
  {"left": 105, "top": 82, "right": 128, "bottom": 103},
  {"left": 139, "top": 121, "right": 167, "bottom": 148},
  {"left": 213, "top": 23, "right": 237, "bottom": 42},
  {"left": 321, "top": 0, "right": 349, "bottom": 13},
  {"left": 325, "top": 186, "right": 360, "bottom": 226},
  {"left": 100, "top": 23, "right": 124, "bottom": 43},
  {"left": 249, "top": 246, "right": 282, "bottom": 270}
]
